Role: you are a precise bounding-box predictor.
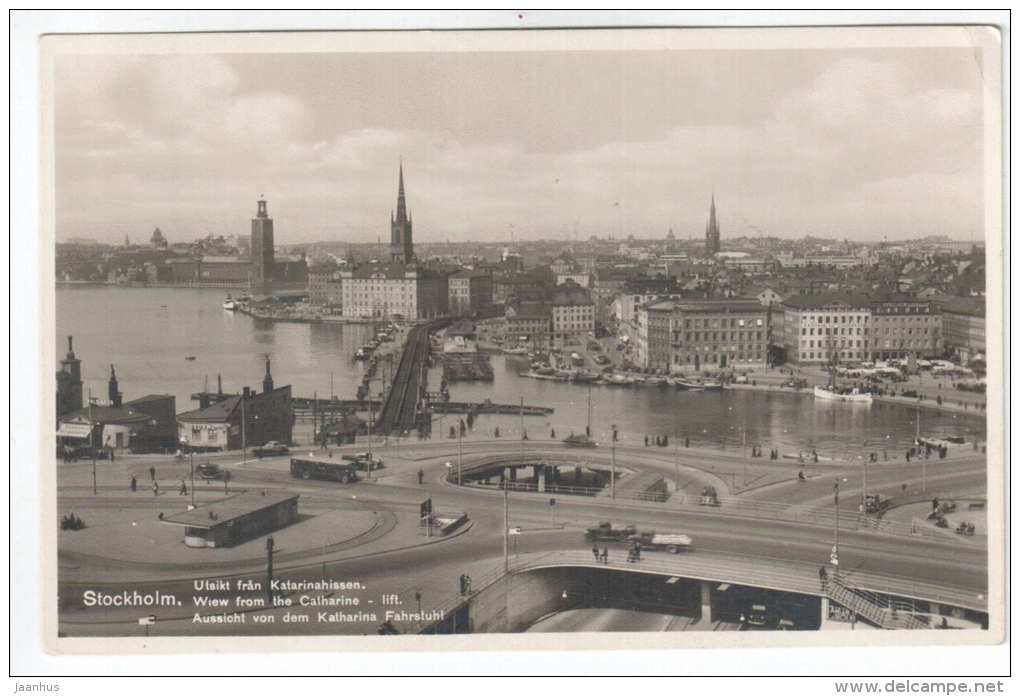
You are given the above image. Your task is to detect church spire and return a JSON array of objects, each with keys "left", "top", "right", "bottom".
[
  {"left": 705, "top": 193, "right": 721, "bottom": 256},
  {"left": 396, "top": 160, "right": 407, "bottom": 223}
]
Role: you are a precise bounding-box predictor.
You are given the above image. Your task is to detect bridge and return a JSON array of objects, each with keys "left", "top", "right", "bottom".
[{"left": 374, "top": 320, "right": 449, "bottom": 435}]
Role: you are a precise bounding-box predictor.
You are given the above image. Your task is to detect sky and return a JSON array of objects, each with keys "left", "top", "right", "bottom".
[{"left": 54, "top": 45, "right": 988, "bottom": 245}]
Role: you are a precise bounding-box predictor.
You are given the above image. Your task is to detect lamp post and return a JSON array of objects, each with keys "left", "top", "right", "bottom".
[
  {"left": 240, "top": 392, "right": 247, "bottom": 465},
  {"left": 457, "top": 425, "right": 463, "bottom": 486},
  {"left": 180, "top": 437, "right": 195, "bottom": 507},
  {"left": 610, "top": 424, "right": 617, "bottom": 499},
  {"left": 831, "top": 477, "right": 847, "bottom": 576},
  {"left": 88, "top": 389, "right": 97, "bottom": 495}
]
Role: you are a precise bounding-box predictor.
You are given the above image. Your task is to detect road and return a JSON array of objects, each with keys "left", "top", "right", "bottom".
[{"left": 56, "top": 438, "right": 989, "bottom": 636}]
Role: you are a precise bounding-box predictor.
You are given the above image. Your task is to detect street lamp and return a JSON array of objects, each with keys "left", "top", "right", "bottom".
[
  {"left": 831, "top": 477, "right": 847, "bottom": 575},
  {"left": 610, "top": 424, "right": 618, "bottom": 499},
  {"left": 180, "top": 437, "right": 194, "bottom": 508}
]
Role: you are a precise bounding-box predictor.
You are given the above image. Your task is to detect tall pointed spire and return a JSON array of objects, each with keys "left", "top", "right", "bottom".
[
  {"left": 390, "top": 160, "right": 414, "bottom": 264},
  {"left": 705, "top": 193, "right": 721, "bottom": 256},
  {"left": 395, "top": 160, "right": 407, "bottom": 223}
]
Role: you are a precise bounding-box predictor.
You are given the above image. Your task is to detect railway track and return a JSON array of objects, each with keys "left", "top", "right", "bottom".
[{"left": 375, "top": 320, "right": 449, "bottom": 435}]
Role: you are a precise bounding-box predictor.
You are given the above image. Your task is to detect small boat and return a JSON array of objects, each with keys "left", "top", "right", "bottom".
[
  {"left": 605, "top": 373, "right": 630, "bottom": 386},
  {"left": 813, "top": 385, "right": 872, "bottom": 403},
  {"left": 536, "top": 366, "right": 556, "bottom": 376},
  {"left": 702, "top": 380, "right": 723, "bottom": 391},
  {"left": 222, "top": 296, "right": 238, "bottom": 311},
  {"left": 185, "top": 356, "right": 197, "bottom": 361},
  {"left": 644, "top": 376, "right": 667, "bottom": 387},
  {"left": 502, "top": 347, "right": 528, "bottom": 355},
  {"left": 571, "top": 371, "right": 599, "bottom": 383},
  {"left": 673, "top": 379, "right": 704, "bottom": 391}
]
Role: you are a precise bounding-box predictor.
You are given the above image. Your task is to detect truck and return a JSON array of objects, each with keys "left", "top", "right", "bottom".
[
  {"left": 253, "top": 441, "right": 290, "bottom": 458},
  {"left": 290, "top": 456, "right": 359, "bottom": 483},
  {"left": 628, "top": 532, "right": 694, "bottom": 553},
  {"left": 583, "top": 521, "right": 638, "bottom": 542}
]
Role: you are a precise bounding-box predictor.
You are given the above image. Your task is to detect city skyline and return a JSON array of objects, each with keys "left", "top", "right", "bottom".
[{"left": 56, "top": 47, "right": 986, "bottom": 246}]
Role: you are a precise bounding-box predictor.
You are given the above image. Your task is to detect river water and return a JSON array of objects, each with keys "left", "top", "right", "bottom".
[{"left": 57, "top": 287, "right": 984, "bottom": 456}]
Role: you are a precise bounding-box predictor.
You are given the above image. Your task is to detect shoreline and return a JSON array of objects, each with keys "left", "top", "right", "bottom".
[{"left": 725, "top": 382, "right": 986, "bottom": 418}]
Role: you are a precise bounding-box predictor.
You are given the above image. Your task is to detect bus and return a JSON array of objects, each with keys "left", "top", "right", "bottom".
[{"left": 290, "top": 455, "right": 359, "bottom": 484}]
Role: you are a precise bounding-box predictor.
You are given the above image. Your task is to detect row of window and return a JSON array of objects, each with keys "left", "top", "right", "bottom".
[
  {"left": 675, "top": 331, "right": 764, "bottom": 342},
  {"left": 681, "top": 317, "right": 764, "bottom": 329}
]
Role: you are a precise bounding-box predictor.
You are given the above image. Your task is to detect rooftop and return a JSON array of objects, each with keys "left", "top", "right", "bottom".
[
  {"left": 201, "top": 255, "right": 250, "bottom": 264},
  {"left": 160, "top": 490, "right": 299, "bottom": 529},
  {"left": 61, "top": 404, "right": 152, "bottom": 425},
  {"left": 177, "top": 395, "right": 241, "bottom": 422}
]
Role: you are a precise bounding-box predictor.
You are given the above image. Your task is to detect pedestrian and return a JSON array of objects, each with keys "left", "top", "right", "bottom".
[
  {"left": 906, "top": 449, "right": 912, "bottom": 462},
  {"left": 417, "top": 468, "right": 424, "bottom": 485},
  {"left": 601, "top": 546, "right": 609, "bottom": 564},
  {"left": 550, "top": 428, "right": 556, "bottom": 439},
  {"left": 149, "top": 465, "right": 156, "bottom": 481},
  {"left": 685, "top": 437, "right": 690, "bottom": 448},
  {"left": 109, "top": 448, "right": 115, "bottom": 462},
  {"left": 130, "top": 475, "right": 137, "bottom": 492},
  {"left": 592, "top": 545, "right": 600, "bottom": 561},
  {"left": 644, "top": 435, "right": 649, "bottom": 447},
  {"left": 883, "top": 449, "right": 888, "bottom": 461},
  {"left": 179, "top": 480, "right": 187, "bottom": 496},
  {"left": 152, "top": 481, "right": 159, "bottom": 497},
  {"left": 819, "top": 565, "right": 828, "bottom": 587}
]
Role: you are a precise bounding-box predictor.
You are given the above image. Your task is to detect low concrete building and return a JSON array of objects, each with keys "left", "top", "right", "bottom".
[
  {"left": 176, "top": 360, "right": 293, "bottom": 451},
  {"left": 161, "top": 491, "right": 299, "bottom": 548}
]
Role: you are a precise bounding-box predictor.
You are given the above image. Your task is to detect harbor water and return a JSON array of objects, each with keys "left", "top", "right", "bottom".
[{"left": 57, "top": 286, "right": 985, "bottom": 456}]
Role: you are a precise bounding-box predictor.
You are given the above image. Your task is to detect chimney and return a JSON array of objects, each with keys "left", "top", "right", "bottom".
[{"left": 217, "top": 374, "right": 223, "bottom": 395}]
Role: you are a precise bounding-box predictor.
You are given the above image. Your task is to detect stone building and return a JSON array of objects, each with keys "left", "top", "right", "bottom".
[
  {"left": 307, "top": 261, "right": 343, "bottom": 306},
  {"left": 637, "top": 299, "right": 769, "bottom": 371},
  {"left": 551, "top": 280, "right": 595, "bottom": 345},
  {"left": 448, "top": 269, "right": 493, "bottom": 316}
]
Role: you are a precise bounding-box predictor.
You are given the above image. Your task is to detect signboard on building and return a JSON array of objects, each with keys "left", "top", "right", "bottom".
[{"left": 56, "top": 423, "right": 92, "bottom": 439}]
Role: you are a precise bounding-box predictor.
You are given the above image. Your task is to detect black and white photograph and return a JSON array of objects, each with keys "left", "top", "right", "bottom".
[{"left": 10, "top": 11, "right": 1009, "bottom": 680}]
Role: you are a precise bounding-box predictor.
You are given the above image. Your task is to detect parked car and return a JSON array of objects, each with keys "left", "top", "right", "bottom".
[{"left": 253, "top": 441, "right": 290, "bottom": 458}]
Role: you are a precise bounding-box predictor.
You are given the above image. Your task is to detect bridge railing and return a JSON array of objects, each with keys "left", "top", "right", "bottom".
[{"left": 508, "top": 550, "right": 986, "bottom": 614}]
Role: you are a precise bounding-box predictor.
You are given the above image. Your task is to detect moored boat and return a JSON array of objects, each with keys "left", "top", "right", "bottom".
[{"left": 813, "top": 385, "right": 873, "bottom": 403}]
